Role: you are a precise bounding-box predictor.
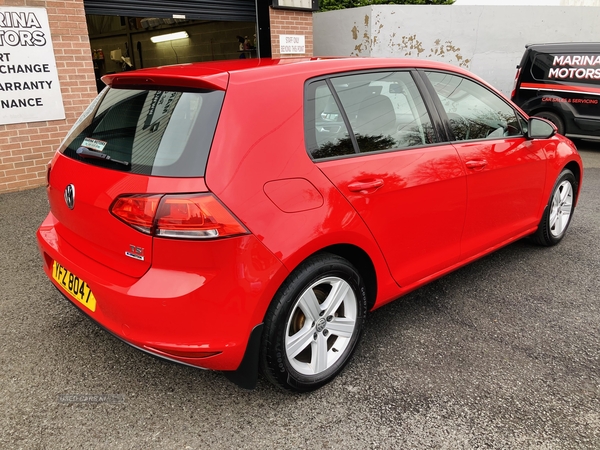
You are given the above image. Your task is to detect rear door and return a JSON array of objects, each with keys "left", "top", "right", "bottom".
[{"left": 306, "top": 70, "right": 467, "bottom": 287}]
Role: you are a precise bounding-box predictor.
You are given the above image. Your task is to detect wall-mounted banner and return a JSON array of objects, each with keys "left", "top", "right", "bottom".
[
  {"left": 0, "top": 7, "right": 65, "bottom": 125},
  {"left": 280, "top": 35, "right": 306, "bottom": 55}
]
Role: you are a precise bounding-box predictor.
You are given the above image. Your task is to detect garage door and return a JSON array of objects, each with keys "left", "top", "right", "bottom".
[{"left": 84, "top": 0, "right": 256, "bottom": 22}]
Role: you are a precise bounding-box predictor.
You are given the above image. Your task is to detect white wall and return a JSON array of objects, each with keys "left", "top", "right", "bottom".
[
  {"left": 314, "top": 5, "right": 600, "bottom": 95},
  {"left": 456, "top": 1, "right": 600, "bottom": 4}
]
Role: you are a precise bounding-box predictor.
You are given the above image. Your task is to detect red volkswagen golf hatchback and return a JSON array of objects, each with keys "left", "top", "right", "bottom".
[{"left": 37, "top": 58, "right": 582, "bottom": 392}]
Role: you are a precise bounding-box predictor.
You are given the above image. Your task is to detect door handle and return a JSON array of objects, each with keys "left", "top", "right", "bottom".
[
  {"left": 347, "top": 179, "right": 384, "bottom": 193},
  {"left": 465, "top": 159, "right": 488, "bottom": 170}
]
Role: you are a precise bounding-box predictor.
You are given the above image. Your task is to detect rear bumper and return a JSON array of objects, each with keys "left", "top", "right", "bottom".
[{"left": 37, "top": 212, "right": 287, "bottom": 372}]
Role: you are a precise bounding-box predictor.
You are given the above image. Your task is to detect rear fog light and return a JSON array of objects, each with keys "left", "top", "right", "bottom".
[{"left": 511, "top": 67, "right": 521, "bottom": 100}]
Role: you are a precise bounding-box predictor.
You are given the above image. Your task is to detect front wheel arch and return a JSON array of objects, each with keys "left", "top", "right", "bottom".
[
  {"left": 532, "top": 168, "right": 578, "bottom": 246},
  {"left": 564, "top": 161, "right": 582, "bottom": 203}
]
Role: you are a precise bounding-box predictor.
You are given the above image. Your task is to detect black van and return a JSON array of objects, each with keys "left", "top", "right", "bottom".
[{"left": 511, "top": 42, "right": 600, "bottom": 141}]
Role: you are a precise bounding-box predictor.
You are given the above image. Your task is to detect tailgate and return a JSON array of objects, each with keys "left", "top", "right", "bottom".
[{"left": 48, "top": 155, "right": 154, "bottom": 278}]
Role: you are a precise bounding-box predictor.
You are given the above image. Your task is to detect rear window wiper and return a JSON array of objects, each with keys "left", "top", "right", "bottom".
[{"left": 76, "top": 147, "right": 130, "bottom": 166}]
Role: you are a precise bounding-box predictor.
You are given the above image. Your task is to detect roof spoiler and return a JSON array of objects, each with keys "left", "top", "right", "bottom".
[{"left": 102, "top": 72, "right": 229, "bottom": 91}]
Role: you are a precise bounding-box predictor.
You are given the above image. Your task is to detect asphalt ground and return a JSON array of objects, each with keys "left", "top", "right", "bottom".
[{"left": 1, "top": 143, "right": 599, "bottom": 449}]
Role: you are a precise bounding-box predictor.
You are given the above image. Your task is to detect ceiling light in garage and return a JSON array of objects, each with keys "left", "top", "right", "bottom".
[{"left": 150, "top": 31, "right": 189, "bottom": 43}]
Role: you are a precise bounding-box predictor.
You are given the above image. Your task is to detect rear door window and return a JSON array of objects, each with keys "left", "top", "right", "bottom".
[
  {"left": 60, "top": 88, "right": 224, "bottom": 177},
  {"left": 305, "top": 71, "right": 436, "bottom": 160}
]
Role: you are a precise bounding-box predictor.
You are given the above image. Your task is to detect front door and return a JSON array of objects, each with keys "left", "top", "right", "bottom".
[{"left": 423, "top": 71, "right": 547, "bottom": 258}]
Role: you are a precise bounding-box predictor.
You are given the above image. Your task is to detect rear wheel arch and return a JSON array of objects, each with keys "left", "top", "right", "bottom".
[
  {"left": 267, "top": 244, "right": 378, "bottom": 319},
  {"left": 312, "top": 244, "right": 377, "bottom": 312}
]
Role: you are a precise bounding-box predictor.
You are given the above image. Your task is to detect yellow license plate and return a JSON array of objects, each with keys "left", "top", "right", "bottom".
[{"left": 52, "top": 261, "right": 97, "bottom": 312}]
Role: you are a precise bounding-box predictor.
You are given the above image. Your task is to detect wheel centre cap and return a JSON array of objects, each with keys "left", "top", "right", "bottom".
[{"left": 316, "top": 318, "right": 327, "bottom": 333}]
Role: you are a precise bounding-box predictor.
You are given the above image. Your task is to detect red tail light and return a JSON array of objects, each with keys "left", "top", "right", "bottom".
[
  {"left": 111, "top": 195, "right": 162, "bottom": 234},
  {"left": 111, "top": 193, "right": 248, "bottom": 239},
  {"left": 510, "top": 67, "right": 521, "bottom": 100},
  {"left": 155, "top": 194, "right": 248, "bottom": 238}
]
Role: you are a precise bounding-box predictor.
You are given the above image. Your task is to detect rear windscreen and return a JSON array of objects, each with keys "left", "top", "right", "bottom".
[{"left": 59, "top": 88, "right": 225, "bottom": 177}]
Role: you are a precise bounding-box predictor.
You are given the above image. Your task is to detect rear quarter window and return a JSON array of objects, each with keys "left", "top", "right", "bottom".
[{"left": 59, "top": 88, "right": 224, "bottom": 177}]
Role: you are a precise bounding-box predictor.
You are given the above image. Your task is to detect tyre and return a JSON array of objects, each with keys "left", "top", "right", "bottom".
[
  {"left": 260, "top": 253, "right": 367, "bottom": 392},
  {"left": 535, "top": 111, "right": 565, "bottom": 135},
  {"left": 532, "top": 168, "right": 577, "bottom": 246}
]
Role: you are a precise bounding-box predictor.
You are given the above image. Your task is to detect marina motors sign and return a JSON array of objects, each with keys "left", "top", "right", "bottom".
[
  {"left": 548, "top": 54, "right": 600, "bottom": 81},
  {"left": 0, "top": 7, "right": 65, "bottom": 125}
]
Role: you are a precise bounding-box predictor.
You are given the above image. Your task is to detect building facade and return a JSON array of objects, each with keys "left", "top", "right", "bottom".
[{"left": 0, "top": 0, "right": 314, "bottom": 193}]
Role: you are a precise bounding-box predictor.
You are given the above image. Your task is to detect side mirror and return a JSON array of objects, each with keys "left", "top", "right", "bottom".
[{"left": 527, "top": 117, "right": 556, "bottom": 139}]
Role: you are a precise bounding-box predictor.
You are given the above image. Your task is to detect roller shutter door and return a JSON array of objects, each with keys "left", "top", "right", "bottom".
[{"left": 84, "top": 0, "right": 256, "bottom": 22}]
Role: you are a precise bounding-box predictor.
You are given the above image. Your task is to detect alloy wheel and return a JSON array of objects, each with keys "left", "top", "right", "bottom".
[
  {"left": 285, "top": 276, "right": 357, "bottom": 376},
  {"left": 549, "top": 180, "right": 573, "bottom": 237}
]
